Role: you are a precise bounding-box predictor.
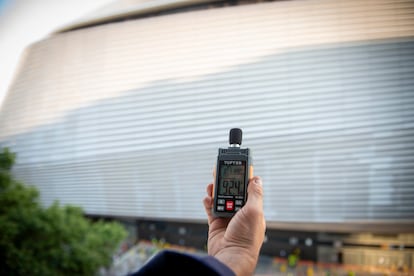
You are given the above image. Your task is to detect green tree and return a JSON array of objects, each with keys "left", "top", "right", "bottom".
[{"left": 0, "top": 148, "right": 127, "bottom": 275}]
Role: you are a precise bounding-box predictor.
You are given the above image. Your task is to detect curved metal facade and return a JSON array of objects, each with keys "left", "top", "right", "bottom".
[{"left": 1, "top": 0, "right": 413, "bottom": 230}]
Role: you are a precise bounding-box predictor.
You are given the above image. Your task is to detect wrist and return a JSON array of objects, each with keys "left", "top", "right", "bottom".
[{"left": 214, "top": 247, "right": 258, "bottom": 276}]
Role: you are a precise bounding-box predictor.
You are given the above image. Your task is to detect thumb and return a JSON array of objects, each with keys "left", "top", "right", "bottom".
[{"left": 245, "top": 176, "right": 264, "bottom": 210}]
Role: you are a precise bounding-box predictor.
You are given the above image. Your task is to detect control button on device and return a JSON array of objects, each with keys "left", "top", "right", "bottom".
[
  {"left": 235, "top": 200, "right": 243, "bottom": 206},
  {"left": 225, "top": 200, "right": 234, "bottom": 211},
  {"left": 218, "top": 199, "right": 225, "bottom": 205},
  {"left": 217, "top": 205, "right": 224, "bottom": 211},
  {"left": 235, "top": 207, "right": 241, "bottom": 211}
]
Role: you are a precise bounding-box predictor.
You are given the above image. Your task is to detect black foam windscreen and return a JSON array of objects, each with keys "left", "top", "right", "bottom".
[{"left": 229, "top": 128, "right": 242, "bottom": 145}]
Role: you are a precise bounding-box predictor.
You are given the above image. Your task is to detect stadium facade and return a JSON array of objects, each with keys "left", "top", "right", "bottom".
[{"left": 1, "top": 0, "right": 413, "bottom": 267}]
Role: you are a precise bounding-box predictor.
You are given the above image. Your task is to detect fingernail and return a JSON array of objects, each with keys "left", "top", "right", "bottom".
[{"left": 254, "top": 177, "right": 261, "bottom": 185}]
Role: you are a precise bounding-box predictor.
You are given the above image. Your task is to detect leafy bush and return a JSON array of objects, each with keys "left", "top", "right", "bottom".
[{"left": 0, "top": 148, "right": 127, "bottom": 275}]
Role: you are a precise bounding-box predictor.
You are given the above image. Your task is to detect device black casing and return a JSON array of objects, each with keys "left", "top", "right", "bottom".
[{"left": 213, "top": 147, "right": 252, "bottom": 217}]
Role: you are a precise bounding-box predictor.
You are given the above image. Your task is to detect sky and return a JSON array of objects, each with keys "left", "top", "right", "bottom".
[{"left": 0, "top": 0, "right": 114, "bottom": 108}]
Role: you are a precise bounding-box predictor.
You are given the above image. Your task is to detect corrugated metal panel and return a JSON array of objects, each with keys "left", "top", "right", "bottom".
[{"left": 0, "top": 0, "right": 413, "bottom": 228}]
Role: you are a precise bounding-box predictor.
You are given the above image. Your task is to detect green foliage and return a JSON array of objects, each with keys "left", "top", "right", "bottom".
[{"left": 0, "top": 148, "right": 127, "bottom": 275}]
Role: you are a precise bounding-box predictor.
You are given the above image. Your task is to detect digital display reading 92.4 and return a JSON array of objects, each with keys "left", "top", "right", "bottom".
[{"left": 218, "top": 161, "right": 246, "bottom": 196}]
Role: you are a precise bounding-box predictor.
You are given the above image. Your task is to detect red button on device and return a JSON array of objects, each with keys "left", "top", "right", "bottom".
[{"left": 225, "top": 200, "right": 234, "bottom": 211}]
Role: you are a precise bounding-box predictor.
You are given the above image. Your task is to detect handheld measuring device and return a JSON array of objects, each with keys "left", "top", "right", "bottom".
[{"left": 213, "top": 128, "right": 253, "bottom": 217}]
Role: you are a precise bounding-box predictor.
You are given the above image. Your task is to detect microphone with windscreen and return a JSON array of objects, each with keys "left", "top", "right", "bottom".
[{"left": 229, "top": 128, "right": 242, "bottom": 146}]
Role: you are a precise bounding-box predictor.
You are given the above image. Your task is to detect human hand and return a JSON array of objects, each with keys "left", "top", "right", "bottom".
[{"left": 203, "top": 176, "right": 266, "bottom": 276}]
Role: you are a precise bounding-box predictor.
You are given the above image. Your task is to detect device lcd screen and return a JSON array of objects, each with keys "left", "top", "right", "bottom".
[{"left": 218, "top": 161, "right": 246, "bottom": 196}]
